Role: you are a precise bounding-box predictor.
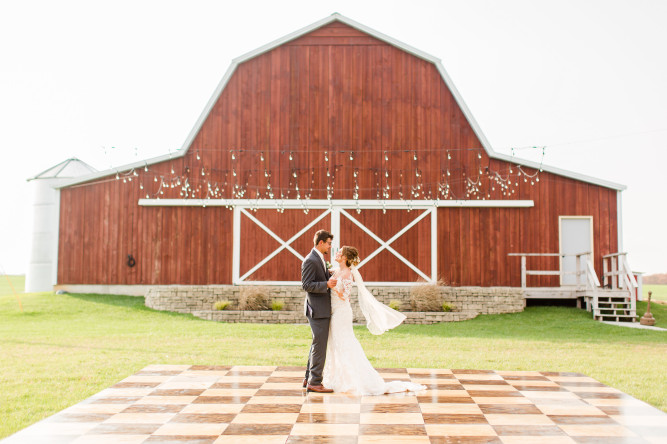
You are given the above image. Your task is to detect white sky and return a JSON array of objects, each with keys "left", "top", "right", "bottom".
[{"left": 1, "top": 0, "right": 665, "bottom": 276}]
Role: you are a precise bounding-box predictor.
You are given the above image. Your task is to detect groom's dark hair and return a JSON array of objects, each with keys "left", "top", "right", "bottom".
[{"left": 314, "top": 229, "right": 333, "bottom": 246}]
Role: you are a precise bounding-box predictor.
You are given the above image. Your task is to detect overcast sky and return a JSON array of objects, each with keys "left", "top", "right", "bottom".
[{"left": 1, "top": 0, "right": 665, "bottom": 277}]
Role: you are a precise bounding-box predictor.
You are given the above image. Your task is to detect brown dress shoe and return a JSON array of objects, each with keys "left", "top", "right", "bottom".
[
  {"left": 306, "top": 384, "right": 334, "bottom": 393},
  {"left": 303, "top": 378, "right": 308, "bottom": 388}
]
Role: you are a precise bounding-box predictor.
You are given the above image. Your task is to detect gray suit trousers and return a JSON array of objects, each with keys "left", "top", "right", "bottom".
[{"left": 305, "top": 314, "right": 330, "bottom": 385}]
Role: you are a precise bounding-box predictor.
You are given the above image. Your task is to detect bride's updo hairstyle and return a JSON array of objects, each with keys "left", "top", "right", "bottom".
[{"left": 340, "top": 246, "right": 361, "bottom": 267}]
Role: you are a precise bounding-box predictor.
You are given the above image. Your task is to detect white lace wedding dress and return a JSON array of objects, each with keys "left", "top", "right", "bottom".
[{"left": 321, "top": 270, "right": 426, "bottom": 395}]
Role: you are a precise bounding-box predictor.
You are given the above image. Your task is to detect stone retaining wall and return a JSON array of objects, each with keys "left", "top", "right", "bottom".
[{"left": 145, "top": 285, "right": 525, "bottom": 324}]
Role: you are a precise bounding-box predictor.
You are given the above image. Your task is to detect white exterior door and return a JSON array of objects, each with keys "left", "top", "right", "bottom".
[{"left": 559, "top": 216, "right": 593, "bottom": 286}]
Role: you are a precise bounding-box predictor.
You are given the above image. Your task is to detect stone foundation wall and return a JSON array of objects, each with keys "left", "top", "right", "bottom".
[{"left": 145, "top": 285, "right": 525, "bottom": 324}]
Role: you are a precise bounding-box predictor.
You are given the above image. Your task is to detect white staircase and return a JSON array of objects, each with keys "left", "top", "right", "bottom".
[
  {"left": 590, "top": 289, "right": 637, "bottom": 322},
  {"left": 587, "top": 253, "right": 638, "bottom": 322}
]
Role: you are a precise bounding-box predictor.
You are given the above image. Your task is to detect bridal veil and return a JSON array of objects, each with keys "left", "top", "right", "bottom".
[{"left": 350, "top": 266, "right": 406, "bottom": 335}]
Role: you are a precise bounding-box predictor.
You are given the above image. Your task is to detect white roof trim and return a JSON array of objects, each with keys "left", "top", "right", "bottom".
[{"left": 58, "top": 13, "right": 625, "bottom": 191}]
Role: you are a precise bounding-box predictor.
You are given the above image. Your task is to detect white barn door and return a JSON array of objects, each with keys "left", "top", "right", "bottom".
[{"left": 233, "top": 203, "right": 437, "bottom": 285}]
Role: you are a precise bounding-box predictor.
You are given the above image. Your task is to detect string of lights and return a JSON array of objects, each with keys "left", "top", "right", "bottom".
[{"left": 74, "top": 146, "right": 547, "bottom": 214}]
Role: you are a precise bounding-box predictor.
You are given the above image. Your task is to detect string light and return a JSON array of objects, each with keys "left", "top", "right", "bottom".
[{"left": 105, "top": 145, "right": 544, "bottom": 204}]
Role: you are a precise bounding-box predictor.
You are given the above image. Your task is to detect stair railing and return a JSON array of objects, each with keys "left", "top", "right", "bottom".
[
  {"left": 583, "top": 253, "right": 600, "bottom": 311},
  {"left": 602, "top": 252, "right": 638, "bottom": 316},
  {"left": 509, "top": 252, "right": 597, "bottom": 290}
]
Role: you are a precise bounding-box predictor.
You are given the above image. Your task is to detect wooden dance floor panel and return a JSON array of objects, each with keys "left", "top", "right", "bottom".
[{"left": 3, "top": 365, "right": 667, "bottom": 443}]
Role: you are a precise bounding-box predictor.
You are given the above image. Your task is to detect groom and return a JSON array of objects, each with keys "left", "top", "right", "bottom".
[{"left": 301, "top": 229, "right": 337, "bottom": 393}]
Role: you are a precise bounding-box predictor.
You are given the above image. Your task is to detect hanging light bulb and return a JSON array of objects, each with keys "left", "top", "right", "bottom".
[
  {"left": 324, "top": 151, "right": 328, "bottom": 162},
  {"left": 140, "top": 183, "right": 144, "bottom": 190},
  {"left": 154, "top": 177, "right": 158, "bottom": 182},
  {"left": 144, "top": 164, "right": 148, "bottom": 172},
  {"left": 196, "top": 151, "right": 201, "bottom": 160},
  {"left": 289, "top": 152, "right": 293, "bottom": 161},
  {"left": 349, "top": 152, "right": 354, "bottom": 161},
  {"left": 478, "top": 152, "right": 482, "bottom": 159},
  {"left": 413, "top": 151, "right": 417, "bottom": 161},
  {"left": 231, "top": 151, "right": 235, "bottom": 160},
  {"left": 447, "top": 151, "right": 451, "bottom": 160},
  {"left": 384, "top": 151, "right": 388, "bottom": 161},
  {"left": 115, "top": 173, "right": 120, "bottom": 180}
]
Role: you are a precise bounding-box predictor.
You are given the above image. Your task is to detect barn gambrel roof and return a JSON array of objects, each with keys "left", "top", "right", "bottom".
[{"left": 58, "top": 13, "right": 625, "bottom": 191}]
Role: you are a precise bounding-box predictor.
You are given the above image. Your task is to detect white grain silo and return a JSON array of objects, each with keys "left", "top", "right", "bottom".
[{"left": 25, "top": 159, "right": 96, "bottom": 292}]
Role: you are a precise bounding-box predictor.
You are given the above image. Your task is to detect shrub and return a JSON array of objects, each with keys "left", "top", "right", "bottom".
[
  {"left": 388, "top": 300, "right": 401, "bottom": 311},
  {"left": 442, "top": 302, "right": 454, "bottom": 312},
  {"left": 214, "top": 300, "right": 231, "bottom": 311},
  {"left": 271, "top": 300, "right": 285, "bottom": 311},
  {"left": 238, "top": 286, "right": 270, "bottom": 310},
  {"left": 410, "top": 279, "right": 447, "bottom": 311}
]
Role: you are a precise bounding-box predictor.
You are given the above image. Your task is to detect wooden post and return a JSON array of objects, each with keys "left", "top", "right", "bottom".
[
  {"left": 521, "top": 255, "right": 526, "bottom": 289},
  {"left": 603, "top": 257, "right": 608, "bottom": 288},
  {"left": 576, "top": 254, "right": 581, "bottom": 288},
  {"left": 611, "top": 256, "right": 618, "bottom": 289}
]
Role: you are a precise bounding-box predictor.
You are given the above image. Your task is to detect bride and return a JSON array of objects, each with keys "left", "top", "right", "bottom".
[{"left": 321, "top": 246, "right": 426, "bottom": 395}]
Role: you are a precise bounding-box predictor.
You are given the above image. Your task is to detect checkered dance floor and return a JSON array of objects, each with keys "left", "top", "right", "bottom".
[{"left": 4, "top": 365, "right": 667, "bottom": 443}]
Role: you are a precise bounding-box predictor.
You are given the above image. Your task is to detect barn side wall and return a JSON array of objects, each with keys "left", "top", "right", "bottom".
[{"left": 57, "top": 22, "right": 619, "bottom": 286}]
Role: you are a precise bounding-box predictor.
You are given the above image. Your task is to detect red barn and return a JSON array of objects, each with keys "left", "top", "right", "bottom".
[{"left": 45, "top": 14, "right": 633, "bottom": 315}]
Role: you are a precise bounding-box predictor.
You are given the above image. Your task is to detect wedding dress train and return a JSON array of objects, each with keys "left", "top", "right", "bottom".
[{"left": 322, "top": 269, "right": 426, "bottom": 395}]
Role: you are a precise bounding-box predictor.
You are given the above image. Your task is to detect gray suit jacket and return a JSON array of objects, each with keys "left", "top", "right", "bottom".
[{"left": 301, "top": 250, "right": 332, "bottom": 319}]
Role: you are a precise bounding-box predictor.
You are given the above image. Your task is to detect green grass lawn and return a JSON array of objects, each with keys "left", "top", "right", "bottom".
[
  {"left": 644, "top": 284, "right": 667, "bottom": 302},
  {"left": 1, "top": 276, "right": 666, "bottom": 439}
]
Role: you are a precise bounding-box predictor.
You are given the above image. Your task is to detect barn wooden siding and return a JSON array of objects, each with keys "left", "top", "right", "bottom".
[{"left": 57, "top": 22, "right": 618, "bottom": 286}]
